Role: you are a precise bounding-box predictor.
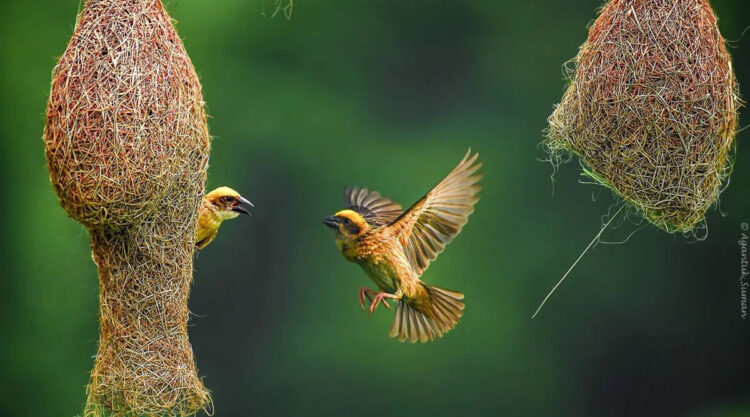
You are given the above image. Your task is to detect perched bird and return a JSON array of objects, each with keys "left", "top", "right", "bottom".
[
  {"left": 196, "top": 186, "right": 253, "bottom": 249},
  {"left": 323, "top": 150, "right": 481, "bottom": 343}
]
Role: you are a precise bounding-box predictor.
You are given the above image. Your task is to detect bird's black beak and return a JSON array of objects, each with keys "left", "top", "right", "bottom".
[
  {"left": 231, "top": 196, "right": 254, "bottom": 216},
  {"left": 322, "top": 215, "right": 340, "bottom": 229}
]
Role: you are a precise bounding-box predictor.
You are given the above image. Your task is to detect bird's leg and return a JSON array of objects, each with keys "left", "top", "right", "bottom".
[
  {"left": 368, "top": 292, "right": 400, "bottom": 315},
  {"left": 359, "top": 287, "right": 377, "bottom": 311}
]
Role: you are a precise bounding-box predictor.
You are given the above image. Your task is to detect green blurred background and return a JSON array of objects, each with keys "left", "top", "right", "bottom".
[{"left": 1, "top": 0, "right": 749, "bottom": 416}]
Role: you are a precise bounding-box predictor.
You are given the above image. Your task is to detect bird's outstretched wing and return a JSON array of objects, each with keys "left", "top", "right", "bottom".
[
  {"left": 344, "top": 186, "right": 403, "bottom": 227},
  {"left": 389, "top": 150, "right": 482, "bottom": 277}
]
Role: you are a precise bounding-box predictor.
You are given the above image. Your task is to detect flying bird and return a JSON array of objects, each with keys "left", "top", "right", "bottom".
[
  {"left": 323, "top": 150, "right": 481, "bottom": 343},
  {"left": 196, "top": 186, "right": 253, "bottom": 249}
]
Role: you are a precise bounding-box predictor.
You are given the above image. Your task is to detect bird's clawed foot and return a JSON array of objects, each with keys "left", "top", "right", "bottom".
[
  {"left": 359, "top": 287, "right": 377, "bottom": 311},
  {"left": 358, "top": 287, "right": 398, "bottom": 315},
  {"left": 368, "top": 292, "right": 398, "bottom": 316}
]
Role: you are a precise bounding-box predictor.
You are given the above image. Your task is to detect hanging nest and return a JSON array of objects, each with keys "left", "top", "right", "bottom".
[
  {"left": 44, "top": 0, "right": 211, "bottom": 416},
  {"left": 546, "top": 0, "right": 741, "bottom": 233}
]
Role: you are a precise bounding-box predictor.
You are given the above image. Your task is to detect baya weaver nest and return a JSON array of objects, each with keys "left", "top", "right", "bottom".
[
  {"left": 44, "top": 0, "right": 212, "bottom": 415},
  {"left": 546, "top": 0, "right": 740, "bottom": 233}
]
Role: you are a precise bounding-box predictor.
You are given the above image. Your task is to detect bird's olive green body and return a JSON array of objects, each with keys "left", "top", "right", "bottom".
[
  {"left": 335, "top": 224, "right": 429, "bottom": 304},
  {"left": 338, "top": 234, "right": 398, "bottom": 294},
  {"left": 359, "top": 260, "right": 400, "bottom": 295}
]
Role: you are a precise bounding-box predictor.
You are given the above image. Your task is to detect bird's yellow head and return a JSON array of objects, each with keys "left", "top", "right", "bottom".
[
  {"left": 322, "top": 209, "right": 370, "bottom": 241},
  {"left": 204, "top": 186, "right": 254, "bottom": 220}
]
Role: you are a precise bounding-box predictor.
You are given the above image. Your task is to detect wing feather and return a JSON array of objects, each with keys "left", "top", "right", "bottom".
[
  {"left": 344, "top": 186, "right": 403, "bottom": 226},
  {"left": 389, "top": 150, "right": 482, "bottom": 276}
]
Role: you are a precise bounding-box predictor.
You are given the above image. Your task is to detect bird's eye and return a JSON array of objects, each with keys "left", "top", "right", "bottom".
[
  {"left": 225, "top": 196, "right": 235, "bottom": 202},
  {"left": 342, "top": 218, "right": 351, "bottom": 224}
]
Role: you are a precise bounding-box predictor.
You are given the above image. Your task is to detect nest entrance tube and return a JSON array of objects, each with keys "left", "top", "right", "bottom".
[
  {"left": 546, "top": 0, "right": 740, "bottom": 234},
  {"left": 44, "top": 0, "right": 211, "bottom": 415}
]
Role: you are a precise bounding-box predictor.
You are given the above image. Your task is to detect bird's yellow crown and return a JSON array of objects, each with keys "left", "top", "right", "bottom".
[
  {"left": 335, "top": 209, "right": 368, "bottom": 231},
  {"left": 205, "top": 186, "right": 241, "bottom": 200}
]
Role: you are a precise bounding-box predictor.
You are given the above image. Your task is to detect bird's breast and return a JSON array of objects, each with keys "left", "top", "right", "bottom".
[
  {"left": 358, "top": 237, "right": 418, "bottom": 294},
  {"left": 196, "top": 209, "right": 220, "bottom": 239},
  {"left": 359, "top": 258, "right": 400, "bottom": 294}
]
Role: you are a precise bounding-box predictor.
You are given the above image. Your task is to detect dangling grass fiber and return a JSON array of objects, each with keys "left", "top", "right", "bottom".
[
  {"left": 44, "top": 0, "right": 212, "bottom": 415},
  {"left": 532, "top": 205, "right": 625, "bottom": 318},
  {"left": 546, "top": 0, "right": 741, "bottom": 234}
]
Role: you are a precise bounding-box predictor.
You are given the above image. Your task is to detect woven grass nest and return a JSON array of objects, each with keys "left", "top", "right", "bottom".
[
  {"left": 44, "top": 0, "right": 211, "bottom": 416},
  {"left": 547, "top": 0, "right": 740, "bottom": 233}
]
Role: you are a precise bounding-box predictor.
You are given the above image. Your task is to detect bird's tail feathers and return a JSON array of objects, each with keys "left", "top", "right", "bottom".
[{"left": 389, "top": 286, "right": 464, "bottom": 343}]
